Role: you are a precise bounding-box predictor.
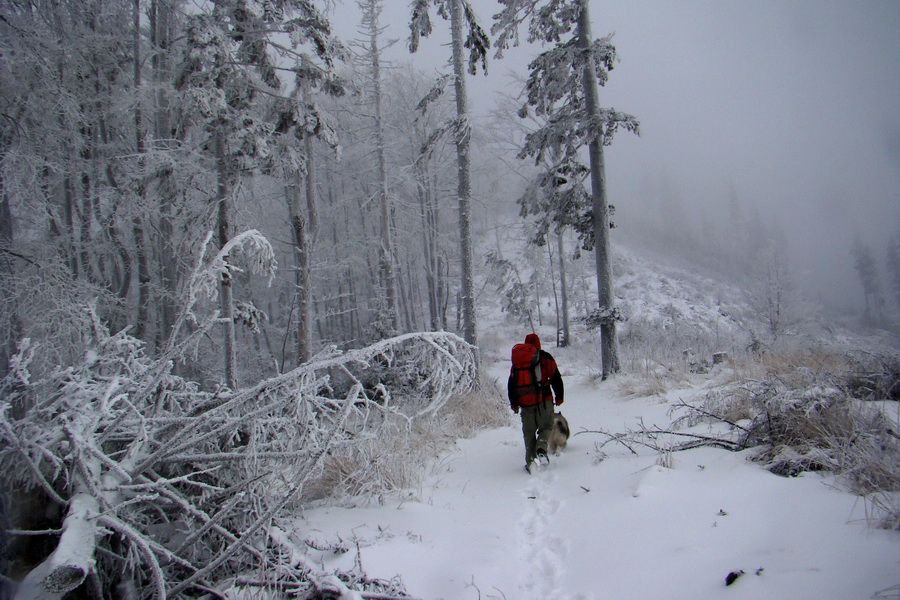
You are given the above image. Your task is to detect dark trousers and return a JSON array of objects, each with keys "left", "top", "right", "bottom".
[{"left": 520, "top": 399, "right": 554, "bottom": 465}]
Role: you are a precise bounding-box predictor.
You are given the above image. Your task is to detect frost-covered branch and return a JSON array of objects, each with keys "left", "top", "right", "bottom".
[{"left": 1, "top": 304, "right": 474, "bottom": 596}]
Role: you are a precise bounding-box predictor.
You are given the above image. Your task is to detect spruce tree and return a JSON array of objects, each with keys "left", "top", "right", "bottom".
[{"left": 493, "top": 0, "right": 639, "bottom": 378}]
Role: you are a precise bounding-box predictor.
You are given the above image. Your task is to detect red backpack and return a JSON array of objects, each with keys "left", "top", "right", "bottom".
[{"left": 510, "top": 343, "right": 542, "bottom": 406}]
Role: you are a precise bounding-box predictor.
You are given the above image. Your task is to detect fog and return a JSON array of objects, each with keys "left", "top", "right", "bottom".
[{"left": 331, "top": 0, "right": 900, "bottom": 311}]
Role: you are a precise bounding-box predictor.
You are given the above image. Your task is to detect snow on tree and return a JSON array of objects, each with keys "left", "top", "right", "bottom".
[
  {"left": 485, "top": 248, "right": 537, "bottom": 330},
  {"left": 742, "top": 241, "right": 806, "bottom": 342},
  {"left": 409, "top": 0, "right": 490, "bottom": 359},
  {"left": 358, "top": 0, "right": 400, "bottom": 334},
  {"left": 389, "top": 68, "right": 458, "bottom": 333},
  {"left": 0, "top": 0, "right": 162, "bottom": 368},
  {"left": 175, "top": 0, "right": 346, "bottom": 381},
  {"left": 1, "top": 233, "right": 476, "bottom": 598},
  {"left": 493, "top": 0, "right": 639, "bottom": 378}
]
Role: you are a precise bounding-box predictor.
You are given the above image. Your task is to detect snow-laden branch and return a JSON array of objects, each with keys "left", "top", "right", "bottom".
[
  {"left": 165, "top": 229, "right": 276, "bottom": 357},
  {"left": 192, "top": 228, "right": 276, "bottom": 302},
  {"left": 1, "top": 304, "right": 474, "bottom": 597}
]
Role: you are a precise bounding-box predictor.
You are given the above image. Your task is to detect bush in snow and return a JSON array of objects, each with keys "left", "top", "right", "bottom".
[
  {"left": 672, "top": 351, "right": 900, "bottom": 529},
  {"left": 590, "top": 345, "right": 899, "bottom": 530}
]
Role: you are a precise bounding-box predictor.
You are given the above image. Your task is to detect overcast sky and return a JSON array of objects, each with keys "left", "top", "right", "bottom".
[{"left": 329, "top": 1, "right": 900, "bottom": 310}]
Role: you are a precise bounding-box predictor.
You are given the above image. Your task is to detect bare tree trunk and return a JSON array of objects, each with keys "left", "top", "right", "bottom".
[
  {"left": 0, "top": 135, "right": 17, "bottom": 378},
  {"left": 417, "top": 164, "right": 440, "bottom": 330},
  {"left": 354, "top": 190, "right": 378, "bottom": 315},
  {"left": 78, "top": 118, "right": 94, "bottom": 284},
  {"left": 448, "top": 0, "right": 478, "bottom": 355},
  {"left": 295, "top": 71, "right": 320, "bottom": 363},
  {"left": 62, "top": 176, "right": 78, "bottom": 277},
  {"left": 362, "top": 0, "right": 398, "bottom": 332},
  {"left": 76, "top": 180, "right": 91, "bottom": 280},
  {"left": 557, "top": 230, "right": 570, "bottom": 347},
  {"left": 132, "top": 0, "right": 149, "bottom": 341},
  {"left": 439, "top": 252, "right": 449, "bottom": 330},
  {"left": 151, "top": 0, "right": 178, "bottom": 348},
  {"left": 102, "top": 162, "right": 132, "bottom": 303},
  {"left": 215, "top": 128, "right": 237, "bottom": 389},
  {"left": 397, "top": 259, "right": 414, "bottom": 331},
  {"left": 287, "top": 170, "right": 311, "bottom": 364},
  {"left": 576, "top": 0, "right": 619, "bottom": 378}
]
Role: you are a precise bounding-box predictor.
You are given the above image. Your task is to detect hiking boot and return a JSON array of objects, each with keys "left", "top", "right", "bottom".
[
  {"left": 524, "top": 462, "right": 533, "bottom": 474},
  {"left": 536, "top": 448, "right": 550, "bottom": 466}
]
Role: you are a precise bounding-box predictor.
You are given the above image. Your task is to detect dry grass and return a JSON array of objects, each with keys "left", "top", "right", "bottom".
[
  {"left": 442, "top": 377, "right": 514, "bottom": 438},
  {"left": 614, "top": 331, "right": 849, "bottom": 400},
  {"left": 305, "top": 374, "right": 512, "bottom": 504},
  {"left": 306, "top": 427, "right": 438, "bottom": 501},
  {"left": 708, "top": 346, "right": 854, "bottom": 389},
  {"left": 659, "top": 345, "right": 900, "bottom": 529},
  {"left": 655, "top": 447, "right": 675, "bottom": 469},
  {"left": 687, "top": 385, "right": 756, "bottom": 424},
  {"left": 613, "top": 351, "right": 695, "bottom": 399},
  {"left": 760, "top": 347, "right": 852, "bottom": 376},
  {"left": 751, "top": 393, "right": 900, "bottom": 530},
  {"left": 477, "top": 328, "right": 514, "bottom": 366},
  {"left": 617, "top": 369, "right": 669, "bottom": 399},
  {"left": 686, "top": 351, "right": 900, "bottom": 529}
]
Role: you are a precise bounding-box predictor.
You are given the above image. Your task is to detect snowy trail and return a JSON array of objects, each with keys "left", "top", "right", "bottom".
[
  {"left": 295, "top": 353, "right": 900, "bottom": 600},
  {"left": 517, "top": 466, "right": 571, "bottom": 599}
]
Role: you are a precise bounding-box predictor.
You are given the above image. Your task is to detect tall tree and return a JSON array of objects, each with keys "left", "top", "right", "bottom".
[
  {"left": 359, "top": 0, "right": 399, "bottom": 332},
  {"left": 556, "top": 230, "right": 571, "bottom": 346},
  {"left": 493, "top": 0, "right": 639, "bottom": 378},
  {"left": 280, "top": 55, "right": 341, "bottom": 364},
  {"left": 0, "top": 102, "right": 17, "bottom": 379},
  {"left": 0, "top": 0, "right": 143, "bottom": 372},
  {"left": 131, "top": 0, "right": 150, "bottom": 340},
  {"left": 744, "top": 241, "right": 802, "bottom": 341},
  {"left": 149, "top": 0, "right": 184, "bottom": 350},
  {"left": 390, "top": 68, "right": 456, "bottom": 332},
  {"left": 176, "top": 0, "right": 344, "bottom": 384},
  {"left": 484, "top": 88, "right": 575, "bottom": 346},
  {"left": 410, "top": 0, "right": 490, "bottom": 355}
]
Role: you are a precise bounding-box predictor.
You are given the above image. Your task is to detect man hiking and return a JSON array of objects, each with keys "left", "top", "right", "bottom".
[{"left": 508, "top": 333, "right": 564, "bottom": 473}]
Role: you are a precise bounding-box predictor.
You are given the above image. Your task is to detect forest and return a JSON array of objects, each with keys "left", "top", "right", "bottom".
[{"left": 0, "top": 0, "right": 898, "bottom": 598}]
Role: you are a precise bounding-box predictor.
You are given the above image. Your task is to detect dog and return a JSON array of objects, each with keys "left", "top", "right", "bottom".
[{"left": 548, "top": 412, "right": 570, "bottom": 455}]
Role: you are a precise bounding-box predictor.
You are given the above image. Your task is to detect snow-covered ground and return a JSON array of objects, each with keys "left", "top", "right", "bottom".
[{"left": 292, "top": 351, "right": 899, "bottom": 600}]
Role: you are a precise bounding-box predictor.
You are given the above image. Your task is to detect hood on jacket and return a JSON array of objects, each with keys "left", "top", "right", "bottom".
[{"left": 524, "top": 333, "right": 541, "bottom": 351}]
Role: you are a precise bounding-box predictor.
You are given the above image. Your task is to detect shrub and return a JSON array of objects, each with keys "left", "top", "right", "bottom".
[{"left": 682, "top": 353, "right": 900, "bottom": 529}]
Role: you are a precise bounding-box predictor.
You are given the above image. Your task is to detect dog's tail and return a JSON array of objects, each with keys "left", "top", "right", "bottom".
[{"left": 556, "top": 415, "right": 570, "bottom": 438}]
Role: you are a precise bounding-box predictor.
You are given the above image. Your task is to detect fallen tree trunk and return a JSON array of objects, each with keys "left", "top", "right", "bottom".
[{"left": 15, "top": 493, "right": 98, "bottom": 600}]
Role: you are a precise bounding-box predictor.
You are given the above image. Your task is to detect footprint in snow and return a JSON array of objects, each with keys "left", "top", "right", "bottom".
[{"left": 516, "top": 470, "right": 581, "bottom": 599}]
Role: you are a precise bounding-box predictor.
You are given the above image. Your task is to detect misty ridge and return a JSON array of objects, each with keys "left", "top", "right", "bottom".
[{"left": 0, "top": 1, "right": 897, "bottom": 599}]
